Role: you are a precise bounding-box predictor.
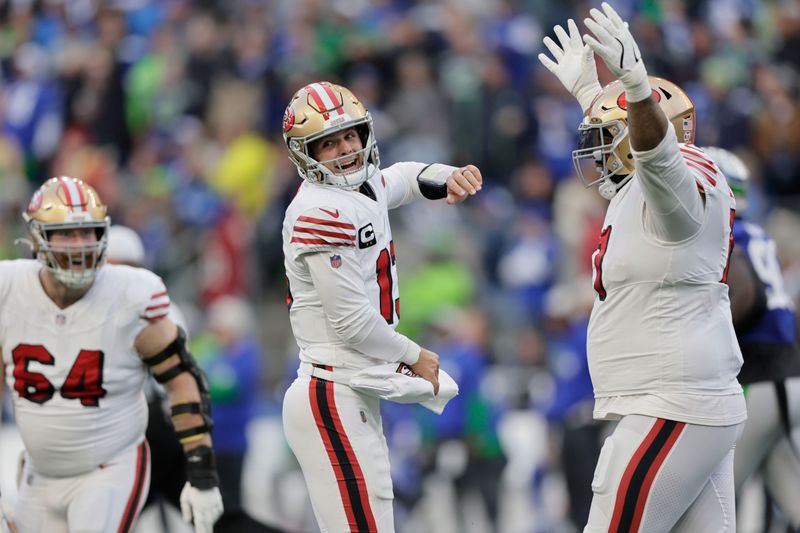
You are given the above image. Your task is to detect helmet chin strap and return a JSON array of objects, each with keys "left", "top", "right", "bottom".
[{"left": 598, "top": 173, "right": 633, "bottom": 200}]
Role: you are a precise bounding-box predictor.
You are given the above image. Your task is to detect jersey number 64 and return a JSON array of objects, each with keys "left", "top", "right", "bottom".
[{"left": 12, "top": 344, "right": 107, "bottom": 407}]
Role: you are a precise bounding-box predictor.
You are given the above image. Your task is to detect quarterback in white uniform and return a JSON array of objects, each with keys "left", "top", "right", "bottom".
[
  {"left": 0, "top": 177, "right": 223, "bottom": 533},
  {"left": 281, "top": 81, "right": 482, "bottom": 532},
  {"left": 540, "top": 4, "right": 745, "bottom": 532}
]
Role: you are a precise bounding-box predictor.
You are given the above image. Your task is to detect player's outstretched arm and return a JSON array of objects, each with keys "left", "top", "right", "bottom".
[
  {"left": 136, "top": 318, "right": 224, "bottom": 533},
  {"left": 582, "top": 2, "right": 666, "bottom": 151}
]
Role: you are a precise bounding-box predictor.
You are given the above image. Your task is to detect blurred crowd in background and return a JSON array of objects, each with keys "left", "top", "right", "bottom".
[{"left": 1, "top": 0, "right": 800, "bottom": 531}]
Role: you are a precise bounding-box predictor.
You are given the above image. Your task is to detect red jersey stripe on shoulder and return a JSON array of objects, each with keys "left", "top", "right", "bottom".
[
  {"left": 680, "top": 143, "right": 706, "bottom": 155},
  {"left": 146, "top": 313, "right": 168, "bottom": 321},
  {"left": 685, "top": 161, "right": 717, "bottom": 186},
  {"left": 680, "top": 148, "right": 717, "bottom": 171},
  {"left": 297, "top": 215, "right": 355, "bottom": 230},
  {"left": 680, "top": 145, "right": 714, "bottom": 165},
  {"left": 682, "top": 154, "right": 718, "bottom": 179},
  {"left": 150, "top": 291, "right": 168, "bottom": 300},
  {"left": 290, "top": 237, "right": 355, "bottom": 247},
  {"left": 145, "top": 302, "right": 170, "bottom": 312},
  {"left": 294, "top": 226, "right": 356, "bottom": 240}
]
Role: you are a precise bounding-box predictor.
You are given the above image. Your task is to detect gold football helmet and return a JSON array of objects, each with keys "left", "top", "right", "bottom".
[
  {"left": 573, "top": 76, "right": 695, "bottom": 199},
  {"left": 23, "top": 176, "right": 110, "bottom": 289},
  {"left": 283, "top": 81, "right": 379, "bottom": 188}
]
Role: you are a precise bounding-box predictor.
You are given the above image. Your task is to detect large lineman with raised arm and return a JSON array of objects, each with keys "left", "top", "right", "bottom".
[
  {"left": 540, "top": 3, "right": 746, "bottom": 532},
  {"left": 0, "top": 177, "right": 223, "bottom": 533},
  {"left": 281, "top": 81, "right": 482, "bottom": 532}
]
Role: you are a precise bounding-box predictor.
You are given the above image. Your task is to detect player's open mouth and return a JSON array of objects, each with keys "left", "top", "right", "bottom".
[
  {"left": 57, "top": 254, "right": 92, "bottom": 270},
  {"left": 336, "top": 156, "right": 362, "bottom": 173}
]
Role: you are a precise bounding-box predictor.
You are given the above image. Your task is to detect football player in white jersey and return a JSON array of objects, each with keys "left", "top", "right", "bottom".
[
  {"left": 0, "top": 177, "right": 223, "bottom": 533},
  {"left": 281, "top": 81, "right": 482, "bottom": 532},
  {"left": 539, "top": 4, "right": 746, "bottom": 531}
]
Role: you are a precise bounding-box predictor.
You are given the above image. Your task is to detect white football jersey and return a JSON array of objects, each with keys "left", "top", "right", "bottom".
[
  {"left": 0, "top": 260, "right": 170, "bottom": 477},
  {"left": 587, "top": 138, "right": 746, "bottom": 426},
  {"left": 283, "top": 163, "right": 443, "bottom": 370}
]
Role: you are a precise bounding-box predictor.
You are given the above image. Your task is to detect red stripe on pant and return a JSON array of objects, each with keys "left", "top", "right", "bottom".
[
  {"left": 309, "top": 376, "right": 378, "bottom": 532},
  {"left": 609, "top": 419, "right": 686, "bottom": 532},
  {"left": 117, "top": 440, "right": 150, "bottom": 533}
]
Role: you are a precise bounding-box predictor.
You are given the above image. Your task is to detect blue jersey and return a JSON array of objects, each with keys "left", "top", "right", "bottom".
[{"left": 733, "top": 219, "right": 800, "bottom": 382}]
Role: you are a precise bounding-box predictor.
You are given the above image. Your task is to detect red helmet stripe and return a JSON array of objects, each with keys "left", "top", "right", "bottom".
[
  {"left": 319, "top": 83, "right": 344, "bottom": 115},
  {"left": 58, "top": 177, "right": 74, "bottom": 206},
  {"left": 74, "top": 179, "right": 87, "bottom": 206},
  {"left": 59, "top": 177, "right": 86, "bottom": 212},
  {"left": 304, "top": 84, "right": 330, "bottom": 120},
  {"left": 305, "top": 83, "right": 343, "bottom": 118}
]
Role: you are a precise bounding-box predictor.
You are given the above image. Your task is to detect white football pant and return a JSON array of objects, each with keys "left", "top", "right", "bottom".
[
  {"left": 585, "top": 415, "right": 743, "bottom": 532},
  {"left": 14, "top": 440, "right": 150, "bottom": 533},
  {"left": 283, "top": 369, "right": 394, "bottom": 533}
]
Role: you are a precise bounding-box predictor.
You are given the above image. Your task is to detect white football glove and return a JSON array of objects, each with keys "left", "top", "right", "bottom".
[
  {"left": 538, "top": 18, "right": 602, "bottom": 112},
  {"left": 180, "top": 482, "right": 223, "bottom": 533},
  {"left": 583, "top": 2, "right": 651, "bottom": 102}
]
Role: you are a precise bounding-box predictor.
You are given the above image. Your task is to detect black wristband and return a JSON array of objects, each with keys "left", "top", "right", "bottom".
[
  {"left": 185, "top": 445, "right": 220, "bottom": 490},
  {"left": 416, "top": 164, "right": 448, "bottom": 200}
]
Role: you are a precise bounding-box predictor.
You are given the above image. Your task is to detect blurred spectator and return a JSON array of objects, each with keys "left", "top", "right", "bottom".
[
  {"left": 422, "top": 306, "right": 506, "bottom": 532},
  {"left": 541, "top": 282, "right": 603, "bottom": 530},
  {"left": 191, "top": 295, "right": 263, "bottom": 529},
  {"left": 2, "top": 42, "right": 62, "bottom": 180}
]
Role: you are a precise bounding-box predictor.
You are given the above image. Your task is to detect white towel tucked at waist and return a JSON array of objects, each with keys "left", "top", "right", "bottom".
[{"left": 349, "top": 363, "right": 459, "bottom": 415}]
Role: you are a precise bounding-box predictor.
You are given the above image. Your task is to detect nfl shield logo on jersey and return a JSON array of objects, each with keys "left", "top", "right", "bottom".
[{"left": 330, "top": 254, "right": 342, "bottom": 269}]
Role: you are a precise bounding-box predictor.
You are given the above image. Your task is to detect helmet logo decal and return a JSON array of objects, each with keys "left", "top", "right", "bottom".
[
  {"left": 283, "top": 107, "right": 295, "bottom": 133},
  {"left": 616, "top": 89, "right": 661, "bottom": 110},
  {"left": 305, "top": 82, "right": 343, "bottom": 122},
  {"left": 27, "top": 190, "right": 43, "bottom": 213}
]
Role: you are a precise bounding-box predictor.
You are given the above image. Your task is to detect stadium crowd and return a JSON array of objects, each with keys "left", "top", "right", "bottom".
[{"left": 1, "top": 0, "right": 800, "bottom": 531}]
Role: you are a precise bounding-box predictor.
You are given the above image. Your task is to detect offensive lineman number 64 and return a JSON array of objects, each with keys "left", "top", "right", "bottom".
[{"left": 12, "top": 344, "right": 107, "bottom": 407}]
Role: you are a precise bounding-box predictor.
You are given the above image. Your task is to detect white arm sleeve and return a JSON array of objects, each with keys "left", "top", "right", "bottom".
[
  {"left": 304, "top": 251, "right": 421, "bottom": 365},
  {"left": 384, "top": 162, "right": 457, "bottom": 209},
  {"left": 632, "top": 122, "right": 705, "bottom": 242}
]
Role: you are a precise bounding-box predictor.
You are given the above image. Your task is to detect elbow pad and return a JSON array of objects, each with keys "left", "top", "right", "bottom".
[{"left": 142, "top": 327, "right": 213, "bottom": 443}]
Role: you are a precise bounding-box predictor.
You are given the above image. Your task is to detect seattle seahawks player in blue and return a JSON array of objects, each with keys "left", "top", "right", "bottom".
[{"left": 708, "top": 147, "right": 800, "bottom": 530}]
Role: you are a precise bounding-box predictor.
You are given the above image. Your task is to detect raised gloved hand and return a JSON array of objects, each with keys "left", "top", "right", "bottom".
[
  {"left": 583, "top": 2, "right": 651, "bottom": 102},
  {"left": 538, "top": 19, "right": 602, "bottom": 112},
  {"left": 180, "top": 483, "right": 223, "bottom": 533}
]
